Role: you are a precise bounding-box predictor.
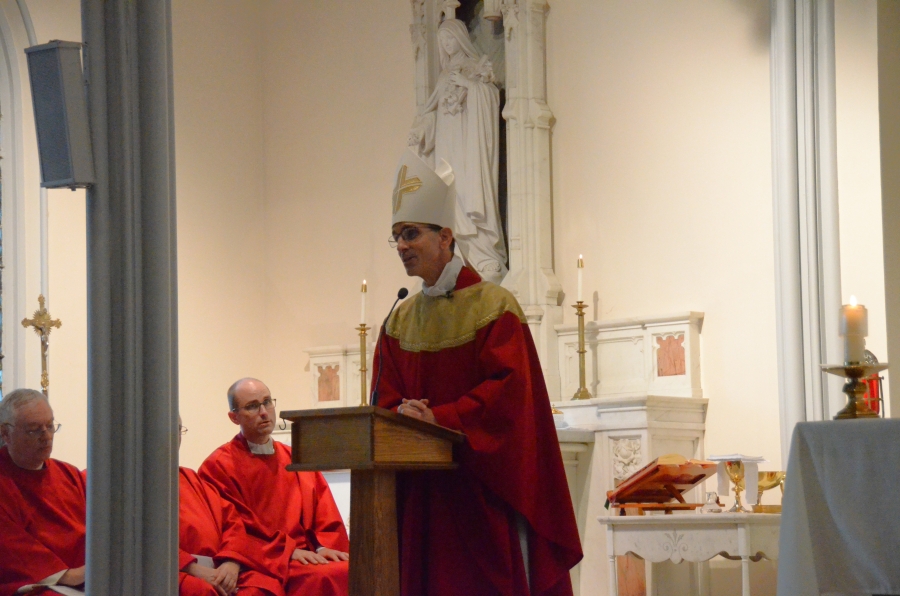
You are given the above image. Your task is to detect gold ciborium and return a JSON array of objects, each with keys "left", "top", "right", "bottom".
[
  {"left": 752, "top": 471, "right": 786, "bottom": 513},
  {"left": 725, "top": 461, "right": 750, "bottom": 513}
]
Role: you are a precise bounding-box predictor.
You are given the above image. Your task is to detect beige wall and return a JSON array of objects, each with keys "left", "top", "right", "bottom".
[
  {"left": 548, "top": 0, "right": 781, "bottom": 462},
  {"left": 258, "top": 0, "right": 415, "bottom": 409},
  {"left": 16, "top": 0, "right": 889, "bottom": 474},
  {"left": 172, "top": 0, "right": 270, "bottom": 469},
  {"left": 835, "top": 0, "right": 888, "bottom": 409}
]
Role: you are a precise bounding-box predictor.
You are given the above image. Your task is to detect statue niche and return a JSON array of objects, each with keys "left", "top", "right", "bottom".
[{"left": 408, "top": 17, "right": 508, "bottom": 284}]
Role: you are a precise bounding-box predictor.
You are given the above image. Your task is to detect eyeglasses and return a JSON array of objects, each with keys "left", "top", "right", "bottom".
[
  {"left": 232, "top": 397, "right": 276, "bottom": 414},
  {"left": 1, "top": 422, "right": 62, "bottom": 438},
  {"left": 179, "top": 425, "right": 188, "bottom": 435},
  {"left": 388, "top": 226, "right": 437, "bottom": 248}
]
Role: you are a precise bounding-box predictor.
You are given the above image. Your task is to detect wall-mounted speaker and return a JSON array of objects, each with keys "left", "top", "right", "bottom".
[{"left": 25, "top": 40, "right": 94, "bottom": 189}]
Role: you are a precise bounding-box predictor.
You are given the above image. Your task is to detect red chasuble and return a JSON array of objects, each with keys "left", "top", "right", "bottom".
[
  {"left": 179, "top": 467, "right": 286, "bottom": 596},
  {"left": 199, "top": 436, "right": 349, "bottom": 596},
  {"left": 0, "top": 446, "right": 86, "bottom": 595},
  {"left": 371, "top": 266, "right": 583, "bottom": 596}
]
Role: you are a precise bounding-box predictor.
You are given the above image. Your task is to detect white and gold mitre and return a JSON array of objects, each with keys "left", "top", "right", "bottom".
[{"left": 391, "top": 148, "right": 456, "bottom": 230}]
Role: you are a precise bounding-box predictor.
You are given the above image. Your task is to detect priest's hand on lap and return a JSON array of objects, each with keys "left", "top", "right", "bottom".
[
  {"left": 212, "top": 561, "right": 240, "bottom": 595},
  {"left": 186, "top": 562, "right": 230, "bottom": 596},
  {"left": 59, "top": 566, "right": 85, "bottom": 586},
  {"left": 317, "top": 547, "right": 349, "bottom": 562},
  {"left": 399, "top": 399, "right": 435, "bottom": 424},
  {"left": 292, "top": 549, "right": 330, "bottom": 565}
]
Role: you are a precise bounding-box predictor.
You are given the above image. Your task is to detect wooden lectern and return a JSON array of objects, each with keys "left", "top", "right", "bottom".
[{"left": 279, "top": 406, "right": 464, "bottom": 596}]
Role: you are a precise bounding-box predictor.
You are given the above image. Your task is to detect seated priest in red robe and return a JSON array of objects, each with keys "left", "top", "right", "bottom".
[
  {"left": 199, "top": 379, "right": 349, "bottom": 596},
  {"left": 0, "top": 388, "right": 87, "bottom": 595},
  {"left": 178, "top": 417, "right": 287, "bottom": 596},
  {"left": 369, "top": 150, "right": 584, "bottom": 595}
]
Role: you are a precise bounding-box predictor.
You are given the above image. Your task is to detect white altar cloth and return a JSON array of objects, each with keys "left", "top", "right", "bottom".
[{"left": 777, "top": 419, "right": 900, "bottom": 596}]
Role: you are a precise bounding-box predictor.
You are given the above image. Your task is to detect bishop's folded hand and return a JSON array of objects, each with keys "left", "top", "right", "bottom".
[{"left": 399, "top": 398, "right": 435, "bottom": 424}]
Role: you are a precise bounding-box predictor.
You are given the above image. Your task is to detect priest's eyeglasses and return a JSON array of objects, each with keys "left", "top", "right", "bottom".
[
  {"left": 232, "top": 398, "right": 276, "bottom": 414},
  {"left": 2, "top": 422, "right": 62, "bottom": 438},
  {"left": 388, "top": 225, "right": 439, "bottom": 248},
  {"left": 179, "top": 425, "right": 188, "bottom": 435}
]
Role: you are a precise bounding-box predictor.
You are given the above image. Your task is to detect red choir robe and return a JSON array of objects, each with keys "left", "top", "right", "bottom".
[
  {"left": 199, "top": 436, "right": 349, "bottom": 596},
  {"left": 0, "top": 446, "right": 86, "bottom": 595},
  {"left": 179, "top": 467, "right": 287, "bottom": 596},
  {"left": 371, "top": 266, "right": 583, "bottom": 596}
]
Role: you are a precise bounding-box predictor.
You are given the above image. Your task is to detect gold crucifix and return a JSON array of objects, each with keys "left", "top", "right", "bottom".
[{"left": 21, "top": 295, "right": 62, "bottom": 396}]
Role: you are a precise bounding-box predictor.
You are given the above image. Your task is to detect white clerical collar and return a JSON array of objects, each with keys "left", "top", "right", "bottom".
[
  {"left": 245, "top": 435, "right": 275, "bottom": 455},
  {"left": 422, "top": 254, "right": 464, "bottom": 297}
]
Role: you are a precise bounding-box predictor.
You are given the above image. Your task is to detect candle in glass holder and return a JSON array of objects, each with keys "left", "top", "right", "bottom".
[
  {"left": 577, "top": 255, "right": 584, "bottom": 303},
  {"left": 840, "top": 296, "right": 867, "bottom": 363},
  {"left": 360, "top": 280, "right": 367, "bottom": 325}
]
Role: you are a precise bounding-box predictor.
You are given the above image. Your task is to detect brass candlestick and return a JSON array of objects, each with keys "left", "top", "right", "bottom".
[
  {"left": 357, "top": 324, "right": 370, "bottom": 406},
  {"left": 21, "top": 295, "right": 61, "bottom": 396},
  {"left": 822, "top": 362, "right": 888, "bottom": 419},
  {"left": 571, "top": 301, "right": 592, "bottom": 400}
]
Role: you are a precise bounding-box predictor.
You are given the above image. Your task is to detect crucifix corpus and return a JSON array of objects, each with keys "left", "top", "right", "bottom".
[{"left": 21, "top": 295, "right": 62, "bottom": 396}]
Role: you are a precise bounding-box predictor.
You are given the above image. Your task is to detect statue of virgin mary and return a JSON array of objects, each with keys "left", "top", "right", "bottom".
[{"left": 409, "top": 18, "right": 508, "bottom": 283}]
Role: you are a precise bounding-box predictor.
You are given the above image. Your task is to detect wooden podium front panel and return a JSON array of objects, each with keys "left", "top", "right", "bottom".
[
  {"left": 373, "top": 417, "right": 453, "bottom": 466},
  {"left": 292, "top": 413, "right": 373, "bottom": 470}
]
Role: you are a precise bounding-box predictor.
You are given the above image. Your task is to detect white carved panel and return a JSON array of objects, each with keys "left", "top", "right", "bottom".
[
  {"left": 598, "top": 335, "right": 646, "bottom": 397},
  {"left": 555, "top": 312, "right": 704, "bottom": 401},
  {"left": 610, "top": 437, "right": 642, "bottom": 484},
  {"left": 305, "top": 343, "right": 373, "bottom": 408}
]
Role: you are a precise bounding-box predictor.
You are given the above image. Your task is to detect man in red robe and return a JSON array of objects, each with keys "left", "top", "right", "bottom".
[
  {"left": 179, "top": 417, "right": 287, "bottom": 596},
  {"left": 0, "top": 388, "right": 86, "bottom": 594},
  {"left": 370, "top": 150, "right": 583, "bottom": 595},
  {"left": 199, "top": 379, "right": 349, "bottom": 596}
]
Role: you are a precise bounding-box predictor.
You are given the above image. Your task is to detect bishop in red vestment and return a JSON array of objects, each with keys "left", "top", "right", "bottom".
[
  {"left": 373, "top": 149, "right": 583, "bottom": 595},
  {"left": 0, "top": 389, "right": 87, "bottom": 595},
  {"left": 199, "top": 379, "right": 349, "bottom": 596}
]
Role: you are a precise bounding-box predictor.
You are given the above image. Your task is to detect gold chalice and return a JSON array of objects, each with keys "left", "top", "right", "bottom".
[
  {"left": 752, "top": 471, "right": 786, "bottom": 513},
  {"left": 724, "top": 461, "right": 750, "bottom": 513}
]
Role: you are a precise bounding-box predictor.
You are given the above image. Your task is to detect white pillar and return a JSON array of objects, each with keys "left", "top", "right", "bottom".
[
  {"left": 501, "top": 0, "right": 563, "bottom": 399},
  {"left": 83, "top": 0, "right": 179, "bottom": 593},
  {"left": 770, "top": 0, "right": 843, "bottom": 468}
]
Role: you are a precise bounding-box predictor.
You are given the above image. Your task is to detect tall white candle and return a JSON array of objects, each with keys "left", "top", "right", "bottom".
[
  {"left": 360, "top": 280, "right": 367, "bottom": 325},
  {"left": 577, "top": 255, "right": 584, "bottom": 303},
  {"left": 840, "top": 295, "right": 868, "bottom": 363}
]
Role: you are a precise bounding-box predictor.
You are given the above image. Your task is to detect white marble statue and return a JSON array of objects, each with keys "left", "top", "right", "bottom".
[{"left": 409, "top": 18, "right": 508, "bottom": 284}]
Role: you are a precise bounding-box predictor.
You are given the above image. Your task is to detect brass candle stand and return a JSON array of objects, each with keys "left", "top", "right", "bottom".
[
  {"left": 821, "top": 362, "right": 888, "bottom": 420},
  {"left": 571, "top": 301, "right": 592, "bottom": 400},
  {"left": 357, "top": 324, "right": 370, "bottom": 406}
]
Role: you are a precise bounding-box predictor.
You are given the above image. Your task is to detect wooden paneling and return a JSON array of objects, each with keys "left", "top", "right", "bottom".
[{"left": 374, "top": 416, "right": 454, "bottom": 464}]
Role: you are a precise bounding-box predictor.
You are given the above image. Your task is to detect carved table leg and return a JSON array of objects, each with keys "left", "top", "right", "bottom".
[
  {"left": 608, "top": 555, "right": 618, "bottom": 596},
  {"left": 741, "top": 556, "right": 750, "bottom": 596}
]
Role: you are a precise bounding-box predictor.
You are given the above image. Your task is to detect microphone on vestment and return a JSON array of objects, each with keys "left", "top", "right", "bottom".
[{"left": 371, "top": 287, "right": 409, "bottom": 408}]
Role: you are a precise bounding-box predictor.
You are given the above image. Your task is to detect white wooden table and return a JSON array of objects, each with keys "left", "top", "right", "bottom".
[{"left": 598, "top": 513, "right": 780, "bottom": 596}]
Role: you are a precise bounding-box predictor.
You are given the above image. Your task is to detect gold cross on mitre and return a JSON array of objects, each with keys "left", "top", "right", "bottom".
[
  {"left": 21, "top": 295, "right": 62, "bottom": 396},
  {"left": 392, "top": 165, "right": 422, "bottom": 214}
]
